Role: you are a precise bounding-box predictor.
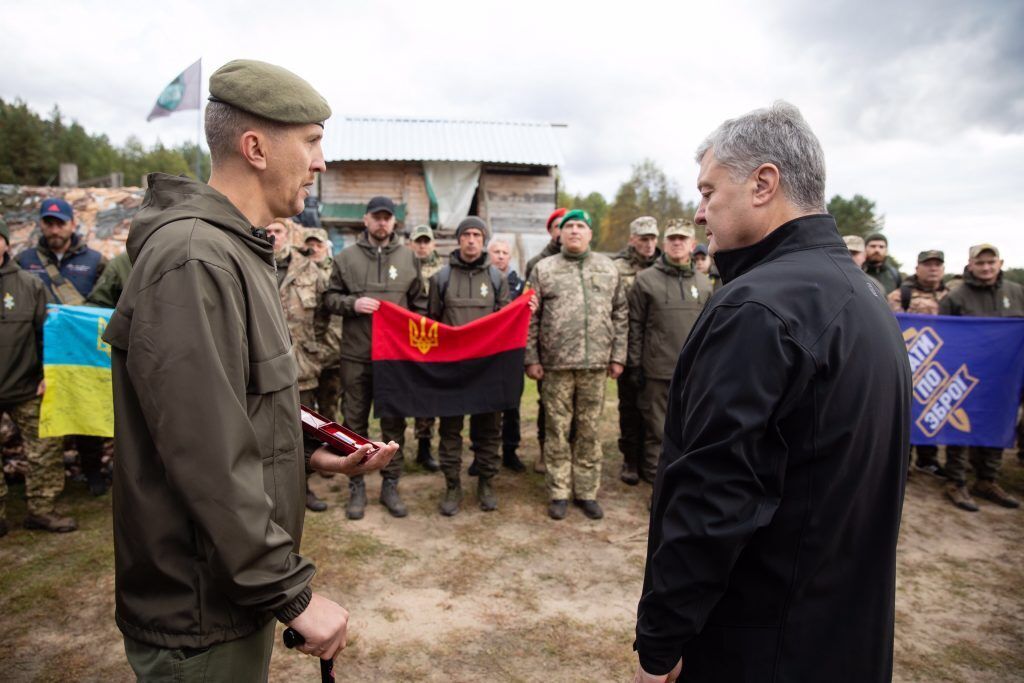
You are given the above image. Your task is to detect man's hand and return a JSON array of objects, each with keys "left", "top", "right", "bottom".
[
  {"left": 36, "top": 380, "right": 46, "bottom": 397},
  {"left": 310, "top": 441, "right": 397, "bottom": 477},
  {"left": 286, "top": 592, "right": 349, "bottom": 661},
  {"left": 353, "top": 297, "right": 381, "bottom": 314},
  {"left": 633, "top": 658, "right": 682, "bottom": 683},
  {"left": 528, "top": 292, "right": 539, "bottom": 313},
  {"left": 525, "top": 363, "right": 544, "bottom": 381},
  {"left": 607, "top": 362, "right": 625, "bottom": 379}
]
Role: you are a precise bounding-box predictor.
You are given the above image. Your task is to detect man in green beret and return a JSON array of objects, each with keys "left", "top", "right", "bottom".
[{"left": 102, "top": 59, "right": 398, "bottom": 681}]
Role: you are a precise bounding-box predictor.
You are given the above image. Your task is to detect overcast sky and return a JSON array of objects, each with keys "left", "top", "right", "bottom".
[{"left": 3, "top": 0, "right": 1021, "bottom": 268}]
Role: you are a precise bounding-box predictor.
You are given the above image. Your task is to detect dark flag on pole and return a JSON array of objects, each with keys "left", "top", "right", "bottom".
[
  {"left": 147, "top": 59, "right": 202, "bottom": 121},
  {"left": 371, "top": 292, "right": 533, "bottom": 418}
]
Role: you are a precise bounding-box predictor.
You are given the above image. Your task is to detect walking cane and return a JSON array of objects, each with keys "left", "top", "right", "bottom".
[{"left": 283, "top": 627, "right": 336, "bottom": 682}]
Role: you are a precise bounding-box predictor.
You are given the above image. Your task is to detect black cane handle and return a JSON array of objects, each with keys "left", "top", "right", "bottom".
[{"left": 283, "top": 627, "right": 336, "bottom": 682}]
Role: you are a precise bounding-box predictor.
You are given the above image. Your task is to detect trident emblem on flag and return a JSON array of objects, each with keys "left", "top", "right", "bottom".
[{"left": 409, "top": 316, "right": 439, "bottom": 355}]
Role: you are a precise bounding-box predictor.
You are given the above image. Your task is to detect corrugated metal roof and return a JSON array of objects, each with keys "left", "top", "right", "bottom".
[{"left": 323, "top": 117, "right": 565, "bottom": 166}]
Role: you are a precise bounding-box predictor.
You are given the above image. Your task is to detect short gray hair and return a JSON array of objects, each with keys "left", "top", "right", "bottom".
[
  {"left": 695, "top": 101, "right": 826, "bottom": 212},
  {"left": 205, "top": 101, "right": 283, "bottom": 164}
]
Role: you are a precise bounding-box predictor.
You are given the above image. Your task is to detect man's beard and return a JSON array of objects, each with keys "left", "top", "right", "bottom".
[{"left": 46, "top": 234, "right": 70, "bottom": 251}]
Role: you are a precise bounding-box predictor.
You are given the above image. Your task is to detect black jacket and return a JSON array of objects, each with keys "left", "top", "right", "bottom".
[{"left": 636, "top": 215, "right": 911, "bottom": 681}]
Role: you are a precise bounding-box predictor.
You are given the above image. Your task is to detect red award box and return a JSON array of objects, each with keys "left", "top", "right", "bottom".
[{"left": 300, "top": 405, "right": 377, "bottom": 463}]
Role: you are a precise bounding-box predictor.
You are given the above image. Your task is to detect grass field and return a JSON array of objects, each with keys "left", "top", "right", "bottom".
[{"left": 1, "top": 379, "right": 1022, "bottom": 681}]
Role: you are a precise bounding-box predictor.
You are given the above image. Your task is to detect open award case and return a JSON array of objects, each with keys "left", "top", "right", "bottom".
[{"left": 300, "top": 405, "right": 377, "bottom": 464}]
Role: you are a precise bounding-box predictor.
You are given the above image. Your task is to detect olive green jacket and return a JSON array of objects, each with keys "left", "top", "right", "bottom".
[
  {"left": 0, "top": 254, "right": 49, "bottom": 404},
  {"left": 940, "top": 270, "right": 1024, "bottom": 318},
  {"left": 627, "top": 256, "right": 713, "bottom": 379},
  {"left": 103, "top": 174, "right": 315, "bottom": 649},
  {"left": 417, "top": 250, "right": 444, "bottom": 297},
  {"left": 324, "top": 231, "right": 427, "bottom": 362},
  {"left": 278, "top": 249, "right": 329, "bottom": 391},
  {"left": 526, "top": 248, "right": 628, "bottom": 370},
  {"left": 428, "top": 251, "right": 510, "bottom": 327},
  {"left": 87, "top": 250, "right": 132, "bottom": 308}
]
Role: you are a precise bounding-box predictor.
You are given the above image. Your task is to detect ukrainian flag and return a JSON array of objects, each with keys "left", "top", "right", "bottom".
[{"left": 39, "top": 305, "right": 114, "bottom": 438}]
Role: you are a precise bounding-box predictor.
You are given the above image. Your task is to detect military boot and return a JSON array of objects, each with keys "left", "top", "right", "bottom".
[
  {"left": 547, "top": 499, "right": 568, "bottom": 520},
  {"left": 620, "top": 461, "right": 640, "bottom": 486},
  {"left": 23, "top": 511, "right": 77, "bottom": 533},
  {"left": 467, "top": 458, "right": 480, "bottom": 477},
  {"left": 346, "top": 478, "right": 367, "bottom": 520},
  {"left": 972, "top": 480, "right": 1021, "bottom": 509},
  {"left": 502, "top": 448, "right": 526, "bottom": 473},
  {"left": 478, "top": 477, "right": 497, "bottom": 512},
  {"left": 440, "top": 479, "right": 462, "bottom": 517},
  {"left": 86, "top": 470, "right": 109, "bottom": 497},
  {"left": 945, "top": 482, "right": 979, "bottom": 512},
  {"left": 306, "top": 485, "right": 328, "bottom": 512},
  {"left": 574, "top": 498, "right": 604, "bottom": 520},
  {"left": 380, "top": 479, "right": 408, "bottom": 518},
  {"left": 416, "top": 437, "right": 439, "bottom": 472}
]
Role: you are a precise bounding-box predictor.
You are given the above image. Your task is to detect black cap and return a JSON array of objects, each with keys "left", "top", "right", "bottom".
[{"left": 366, "top": 196, "right": 396, "bottom": 216}]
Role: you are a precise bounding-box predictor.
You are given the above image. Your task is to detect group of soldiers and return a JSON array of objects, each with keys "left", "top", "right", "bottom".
[
  {"left": 2, "top": 191, "right": 1022, "bottom": 532},
  {"left": 843, "top": 233, "right": 1024, "bottom": 512}
]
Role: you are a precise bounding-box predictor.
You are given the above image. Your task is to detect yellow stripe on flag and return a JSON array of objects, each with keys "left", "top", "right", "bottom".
[{"left": 39, "top": 365, "right": 114, "bottom": 438}]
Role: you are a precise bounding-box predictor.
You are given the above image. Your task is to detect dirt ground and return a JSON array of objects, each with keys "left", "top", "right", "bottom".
[{"left": 1, "top": 379, "right": 1022, "bottom": 682}]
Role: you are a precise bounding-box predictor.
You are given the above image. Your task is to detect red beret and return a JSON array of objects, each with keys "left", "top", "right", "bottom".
[{"left": 546, "top": 207, "right": 568, "bottom": 231}]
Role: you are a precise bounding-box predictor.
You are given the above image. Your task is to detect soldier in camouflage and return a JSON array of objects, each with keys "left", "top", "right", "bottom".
[
  {"left": 0, "top": 219, "right": 76, "bottom": 535},
  {"left": 613, "top": 216, "right": 661, "bottom": 485},
  {"left": 303, "top": 228, "right": 344, "bottom": 427},
  {"left": 266, "top": 219, "right": 331, "bottom": 512},
  {"left": 408, "top": 224, "right": 443, "bottom": 472},
  {"left": 526, "top": 209, "right": 628, "bottom": 520}
]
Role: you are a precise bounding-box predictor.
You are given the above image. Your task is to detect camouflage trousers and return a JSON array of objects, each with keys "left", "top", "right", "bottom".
[
  {"left": 0, "top": 397, "right": 66, "bottom": 517},
  {"left": 542, "top": 369, "right": 607, "bottom": 501}
]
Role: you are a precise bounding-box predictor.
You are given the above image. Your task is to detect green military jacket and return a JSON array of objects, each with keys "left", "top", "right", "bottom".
[
  {"left": 278, "top": 249, "right": 329, "bottom": 391},
  {"left": 940, "top": 270, "right": 1024, "bottom": 318},
  {"left": 526, "top": 248, "right": 628, "bottom": 370},
  {"left": 627, "top": 256, "right": 713, "bottom": 380},
  {"left": 313, "top": 256, "right": 343, "bottom": 370},
  {"left": 417, "top": 250, "right": 444, "bottom": 296},
  {"left": 525, "top": 239, "right": 560, "bottom": 282},
  {"left": 87, "top": 250, "right": 132, "bottom": 308},
  {"left": 324, "top": 232, "right": 427, "bottom": 363},
  {"left": 103, "top": 174, "right": 314, "bottom": 649},
  {"left": 0, "top": 254, "right": 49, "bottom": 404},
  {"left": 864, "top": 260, "right": 902, "bottom": 294},
  {"left": 428, "top": 250, "right": 509, "bottom": 326},
  {"left": 612, "top": 245, "right": 660, "bottom": 296}
]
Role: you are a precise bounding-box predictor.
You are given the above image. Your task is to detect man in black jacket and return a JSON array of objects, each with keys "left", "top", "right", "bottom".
[{"left": 634, "top": 102, "right": 911, "bottom": 683}]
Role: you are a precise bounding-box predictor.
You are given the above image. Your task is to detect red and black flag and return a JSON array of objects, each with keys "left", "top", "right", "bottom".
[{"left": 371, "top": 292, "right": 533, "bottom": 418}]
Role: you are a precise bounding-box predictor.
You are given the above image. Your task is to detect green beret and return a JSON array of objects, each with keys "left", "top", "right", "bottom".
[
  {"left": 209, "top": 59, "right": 331, "bottom": 125},
  {"left": 559, "top": 209, "right": 592, "bottom": 228}
]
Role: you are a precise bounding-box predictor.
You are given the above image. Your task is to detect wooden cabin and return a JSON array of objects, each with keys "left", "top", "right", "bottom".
[{"left": 317, "top": 117, "right": 565, "bottom": 271}]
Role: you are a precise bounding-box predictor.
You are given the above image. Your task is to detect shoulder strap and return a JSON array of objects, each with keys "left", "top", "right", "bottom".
[
  {"left": 899, "top": 283, "right": 913, "bottom": 312},
  {"left": 38, "top": 248, "right": 85, "bottom": 305},
  {"left": 488, "top": 266, "right": 503, "bottom": 311}
]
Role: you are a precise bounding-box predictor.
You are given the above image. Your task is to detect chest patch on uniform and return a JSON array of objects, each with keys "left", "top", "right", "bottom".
[
  {"left": 1004, "top": 296, "right": 1011, "bottom": 309},
  {"left": 480, "top": 282, "right": 489, "bottom": 298},
  {"left": 3, "top": 292, "right": 13, "bottom": 310},
  {"left": 388, "top": 265, "right": 398, "bottom": 280},
  {"left": 690, "top": 285, "right": 698, "bottom": 300}
]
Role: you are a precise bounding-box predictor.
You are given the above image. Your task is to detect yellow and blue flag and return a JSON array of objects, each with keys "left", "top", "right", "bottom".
[
  {"left": 897, "top": 313, "right": 1024, "bottom": 447},
  {"left": 39, "top": 305, "right": 114, "bottom": 438}
]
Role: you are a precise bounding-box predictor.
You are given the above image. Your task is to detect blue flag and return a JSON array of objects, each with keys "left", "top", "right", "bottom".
[{"left": 897, "top": 314, "right": 1024, "bottom": 448}]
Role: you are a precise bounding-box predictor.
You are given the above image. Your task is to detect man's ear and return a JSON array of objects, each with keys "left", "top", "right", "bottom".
[
  {"left": 239, "top": 129, "right": 269, "bottom": 171},
  {"left": 751, "top": 163, "right": 781, "bottom": 207}
]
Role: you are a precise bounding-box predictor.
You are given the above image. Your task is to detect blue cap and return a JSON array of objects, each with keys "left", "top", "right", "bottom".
[
  {"left": 693, "top": 243, "right": 709, "bottom": 256},
  {"left": 40, "top": 198, "right": 73, "bottom": 222}
]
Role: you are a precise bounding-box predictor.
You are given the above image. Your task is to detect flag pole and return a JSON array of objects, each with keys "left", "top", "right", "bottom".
[{"left": 195, "top": 59, "right": 202, "bottom": 181}]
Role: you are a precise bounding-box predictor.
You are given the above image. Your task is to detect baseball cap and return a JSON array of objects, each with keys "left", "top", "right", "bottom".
[
  {"left": 630, "top": 216, "right": 659, "bottom": 237},
  {"left": 365, "top": 196, "right": 396, "bottom": 215},
  {"left": 843, "top": 235, "right": 865, "bottom": 252},
  {"left": 917, "top": 250, "right": 944, "bottom": 263},
  {"left": 692, "top": 243, "right": 709, "bottom": 256},
  {"left": 664, "top": 218, "right": 695, "bottom": 239},
  {"left": 410, "top": 224, "right": 434, "bottom": 241},
  {"left": 40, "top": 198, "right": 73, "bottom": 222},
  {"left": 969, "top": 243, "right": 1000, "bottom": 259},
  {"left": 304, "top": 228, "right": 329, "bottom": 243}
]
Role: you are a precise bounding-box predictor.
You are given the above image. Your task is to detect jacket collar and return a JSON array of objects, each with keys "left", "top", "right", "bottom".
[
  {"left": 713, "top": 214, "right": 842, "bottom": 284},
  {"left": 961, "top": 268, "right": 1003, "bottom": 290}
]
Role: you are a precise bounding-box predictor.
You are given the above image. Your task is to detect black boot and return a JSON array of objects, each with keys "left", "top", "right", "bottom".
[
  {"left": 478, "top": 477, "right": 497, "bottom": 511},
  {"left": 86, "top": 470, "right": 109, "bottom": 497},
  {"left": 346, "top": 478, "right": 366, "bottom": 520},
  {"left": 502, "top": 448, "right": 526, "bottom": 473},
  {"left": 306, "top": 485, "right": 327, "bottom": 512},
  {"left": 416, "top": 437, "right": 440, "bottom": 472},
  {"left": 467, "top": 458, "right": 480, "bottom": 477},
  {"left": 380, "top": 479, "right": 408, "bottom": 518},
  {"left": 548, "top": 499, "right": 568, "bottom": 520},
  {"left": 574, "top": 498, "right": 604, "bottom": 520},
  {"left": 620, "top": 461, "right": 640, "bottom": 486},
  {"left": 440, "top": 479, "right": 462, "bottom": 517}
]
